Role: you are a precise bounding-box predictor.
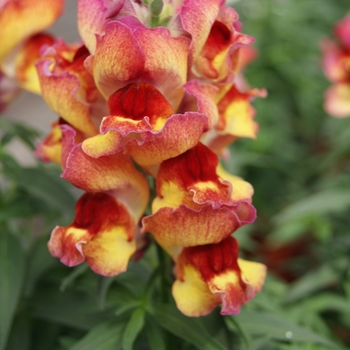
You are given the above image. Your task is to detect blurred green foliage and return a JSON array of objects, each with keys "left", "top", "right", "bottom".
[{"left": 1, "top": 0, "right": 350, "bottom": 349}]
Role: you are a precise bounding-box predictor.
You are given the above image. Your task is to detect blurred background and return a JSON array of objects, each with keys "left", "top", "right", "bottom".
[{"left": 1, "top": 0, "right": 350, "bottom": 349}]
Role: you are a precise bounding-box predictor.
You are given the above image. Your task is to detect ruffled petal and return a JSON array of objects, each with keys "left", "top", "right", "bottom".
[
  {"left": 180, "top": 0, "right": 220, "bottom": 63},
  {"left": 194, "top": 6, "right": 254, "bottom": 81},
  {"left": 78, "top": 0, "right": 151, "bottom": 53},
  {"left": 14, "top": 33, "right": 54, "bottom": 94},
  {"left": 216, "top": 164, "right": 254, "bottom": 203},
  {"left": 183, "top": 80, "right": 219, "bottom": 129},
  {"left": 36, "top": 42, "right": 102, "bottom": 136},
  {"left": 180, "top": 1, "right": 253, "bottom": 81},
  {"left": 78, "top": 0, "right": 124, "bottom": 53},
  {"left": 82, "top": 83, "right": 208, "bottom": 167},
  {"left": 89, "top": 19, "right": 189, "bottom": 110},
  {"left": 0, "top": 0, "right": 64, "bottom": 63},
  {"left": 142, "top": 144, "right": 256, "bottom": 250},
  {"left": 61, "top": 125, "right": 150, "bottom": 222},
  {"left": 172, "top": 236, "right": 266, "bottom": 316},
  {"left": 202, "top": 84, "right": 266, "bottom": 154},
  {"left": 172, "top": 264, "right": 221, "bottom": 317},
  {"left": 142, "top": 204, "right": 248, "bottom": 252},
  {"left": 48, "top": 192, "right": 136, "bottom": 276},
  {"left": 35, "top": 121, "right": 63, "bottom": 164}
]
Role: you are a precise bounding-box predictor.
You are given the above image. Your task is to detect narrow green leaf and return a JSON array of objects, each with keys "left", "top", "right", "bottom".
[
  {"left": 58, "top": 336, "right": 78, "bottom": 349},
  {"left": 145, "top": 315, "right": 166, "bottom": 350},
  {"left": 225, "top": 316, "right": 252, "bottom": 350},
  {"left": 284, "top": 265, "right": 337, "bottom": 303},
  {"left": 115, "top": 301, "right": 140, "bottom": 316},
  {"left": 122, "top": 308, "right": 145, "bottom": 350},
  {"left": 60, "top": 264, "right": 89, "bottom": 292},
  {"left": 1, "top": 162, "right": 75, "bottom": 215},
  {"left": 233, "top": 312, "right": 337, "bottom": 348},
  {"left": 5, "top": 312, "right": 31, "bottom": 350},
  {"left": 24, "top": 237, "right": 58, "bottom": 297},
  {"left": 297, "top": 293, "right": 350, "bottom": 314},
  {"left": 97, "top": 276, "right": 116, "bottom": 309},
  {"left": 30, "top": 286, "right": 114, "bottom": 330},
  {"left": 70, "top": 322, "right": 124, "bottom": 350},
  {"left": 0, "top": 231, "right": 25, "bottom": 350},
  {"left": 0, "top": 118, "right": 39, "bottom": 149},
  {"left": 153, "top": 304, "right": 227, "bottom": 350},
  {"left": 274, "top": 190, "right": 350, "bottom": 225}
]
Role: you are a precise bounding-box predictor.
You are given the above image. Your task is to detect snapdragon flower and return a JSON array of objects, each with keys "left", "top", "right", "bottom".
[
  {"left": 23, "top": 0, "right": 268, "bottom": 316},
  {"left": 321, "top": 15, "right": 350, "bottom": 117}
]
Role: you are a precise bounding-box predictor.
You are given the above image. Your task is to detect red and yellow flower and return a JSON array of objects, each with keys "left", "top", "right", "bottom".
[
  {"left": 0, "top": 0, "right": 64, "bottom": 108},
  {"left": 322, "top": 15, "right": 350, "bottom": 117},
  {"left": 26, "top": 0, "right": 267, "bottom": 316},
  {"left": 173, "top": 236, "right": 266, "bottom": 316},
  {"left": 48, "top": 124, "right": 150, "bottom": 275},
  {"left": 142, "top": 143, "right": 256, "bottom": 257}
]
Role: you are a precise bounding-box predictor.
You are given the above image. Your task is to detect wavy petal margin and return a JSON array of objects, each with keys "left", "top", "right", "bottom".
[
  {"left": 48, "top": 192, "right": 136, "bottom": 276},
  {"left": 13, "top": 33, "right": 54, "bottom": 94},
  {"left": 61, "top": 125, "right": 149, "bottom": 222},
  {"left": 88, "top": 19, "right": 189, "bottom": 110},
  {"left": 36, "top": 43, "right": 101, "bottom": 136},
  {"left": 142, "top": 144, "right": 256, "bottom": 251},
  {"left": 172, "top": 236, "right": 266, "bottom": 316},
  {"left": 82, "top": 83, "right": 208, "bottom": 167}
]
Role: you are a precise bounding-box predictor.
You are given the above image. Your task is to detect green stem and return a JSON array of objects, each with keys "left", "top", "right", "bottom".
[{"left": 155, "top": 241, "right": 169, "bottom": 303}]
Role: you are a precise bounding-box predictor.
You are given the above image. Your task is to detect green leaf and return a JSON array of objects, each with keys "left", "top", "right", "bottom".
[
  {"left": 1, "top": 160, "right": 75, "bottom": 215},
  {"left": 0, "top": 231, "right": 25, "bottom": 350},
  {"left": 0, "top": 118, "right": 39, "bottom": 149},
  {"left": 60, "top": 264, "right": 89, "bottom": 292},
  {"left": 97, "top": 276, "right": 116, "bottom": 310},
  {"left": 5, "top": 312, "right": 31, "bottom": 350},
  {"left": 233, "top": 311, "right": 337, "bottom": 348},
  {"left": 225, "top": 316, "right": 252, "bottom": 350},
  {"left": 296, "top": 293, "right": 350, "bottom": 314},
  {"left": 122, "top": 308, "right": 145, "bottom": 350},
  {"left": 24, "top": 237, "right": 58, "bottom": 297},
  {"left": 30, "top": 285, "right": 114, "bottom": 330},
  {"left": 284, "top": 265, "right": 337, "bottom": 303},
  {"left": 274, "top": 190, "right": 350, "bottom": 225},
  {"left": 70, "top": 322, "right": 124, "bottom": 350},
  {"left": 145, "top": 315, "right": 166, "bottom": 350},
  {"left": 153, "top": 304, "right": 227, "bottom": 350}
]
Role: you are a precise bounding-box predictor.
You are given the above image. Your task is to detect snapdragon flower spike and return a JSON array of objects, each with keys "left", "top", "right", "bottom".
[
  {"left": 0, "top": 0, "right": 64, "bottom": 64},
  {"left": 142, "top": 143, "right": 256, "bottom": 257},
  {"left": 321, "top": 15, "right": 350, "bottom": 117},
  {"left": 48, "top": 192, "right": 137, "bottom": 276},
  {"left": 36, "top": 41, "right": 104, "bottom": 137},
  {"left": 60, "top": 125, "right": 149, "bottom": 223},
  {"left": 172, "top": 236, "right": 266, "bottom": 317},
  {"left": 179, "top": 0, "right": 254, "bottom": 82},
  {"left": 82, "top": 82, "right": 208, "bottom": 168}
]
